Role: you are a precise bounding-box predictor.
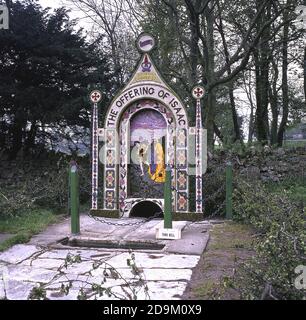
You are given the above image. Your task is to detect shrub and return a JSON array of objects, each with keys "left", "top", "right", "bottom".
[
  {"left": 233, "top": 179, "right": 306, "bottom": 300},
  {"left": 0, "top": 159, "right": 91, "bottom": 218}
]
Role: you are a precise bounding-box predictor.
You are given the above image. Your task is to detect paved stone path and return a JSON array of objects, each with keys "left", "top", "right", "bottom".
[{"left": 0, "top": 215, "right": 214, "bottom": 300}]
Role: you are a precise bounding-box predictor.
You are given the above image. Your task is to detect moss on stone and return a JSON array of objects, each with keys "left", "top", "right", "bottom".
[
  {"left": 89, "top": 209, "right": 119, "bottom": 218},
  {"left": 172, "top": 212, "right": 204, "bottom": 221}
]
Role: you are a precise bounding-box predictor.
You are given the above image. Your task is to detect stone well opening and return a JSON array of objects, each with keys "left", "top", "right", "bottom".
[{"left": 130, "top": 201, "right": 163, "bottom": 218}]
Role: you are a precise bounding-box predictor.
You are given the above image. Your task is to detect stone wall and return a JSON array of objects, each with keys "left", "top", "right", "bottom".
[{"left": 207, "top": 147, "right": 306, "bottom": 183}]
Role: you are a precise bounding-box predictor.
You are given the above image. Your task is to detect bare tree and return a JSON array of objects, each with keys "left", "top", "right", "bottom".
[
  {"left": 65, "top": 0, "right": 305, "bottom": 148},
  {"left": 64, "top": 0, "right": 140, "bottom": 86}
]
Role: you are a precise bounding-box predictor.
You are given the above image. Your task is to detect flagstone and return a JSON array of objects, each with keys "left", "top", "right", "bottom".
[
  {"left": 105, "top": 252, "right": 200, "bottom": 269},
  {"left": 0, "top": 278, "right": 5, "bottom": 299},
  {"left": 39, "top": 249, "right": 77, "bottom": 260},
  {"left": 0, "top": 244, "right": 41, "bottom": 264},
  {"left": 63, "top": 260, "right": 97, "bottom": 275},
  {"left": 21, "top": 258, "right": 65, "bottom": 270},
  {"left": 145, "top": 280, "right": 187, "bottom": 300},
  {"left": 5, "top": 279, "right": 36, "bottom": 300},
  {"left": 90, "top": 266, "right": 192, "bottom": 282},
  {"left": 4, "top": 265, "right": 57, "bottom": 283},
  {"left": 39, "top": 249, "right": 116, "bottom": 261},
  {"left": 132, "top": 268, "right": 192, "bottom": 281}
]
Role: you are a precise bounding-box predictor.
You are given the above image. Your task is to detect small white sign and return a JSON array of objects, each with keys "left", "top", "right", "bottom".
[
  {"left": 90, "top": 90, "right": 102, "bottom": 103},
  {"left": 137, "top": 33, "right": 155, "bottom": 53},
  {"left": 156, "top": 228, "right": 181, "bottom": 240}
]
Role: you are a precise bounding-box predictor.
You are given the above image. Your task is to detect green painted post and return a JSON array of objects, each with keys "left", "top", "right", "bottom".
[
  {"left": 226, "top": 161, "right": 233, "bottom": 220},
  {"left": 164, "top": 166, "right": 172, "bottom": 229},
  {"left": 70, "top": 161, "right": 80, "bottom": 234}
]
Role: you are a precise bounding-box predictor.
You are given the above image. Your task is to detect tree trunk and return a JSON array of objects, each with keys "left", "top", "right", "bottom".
[
  {"left": 269, "top": 61, "right": 279, "bottom": 145},
  {"left": 24, "top": 121, "right": 37, "bottom": 155},
  {"left": 277, "top": 9, "right": 289, "bottom": 146},
  {"left": 213, "top": 122, "right": 224, "bottom": 142},
  {"left": 304, "top": 0, "right": 306, "bottom": 102},
  {"left": 243, "top": 69, "right": 255, "bottom": 143},
  {"left": 204, "top": 3, "right": 216, "bottom": 150},
  {"left": 248, "top": 102, "right": 255, "bottom": 143},
  {"left": 216, "top": 0, "right": 242, "bottom": 143},
  {"left": 187, "top": 1, "right": 200, "bottom": 123},
  {"left": 304, "top": 46, "right": 306, "bottom": 102},
  {"left": 9, "top": 122, "right": 23, "bottom": 160},
  {"left": 270, "top": 90, "right": 279, "bottom": 145},
  {"left": 228, "top": 84, "right": 242, "bottom": 143},
  {"left": 254, "top": 1, "right": 271, "bottom": 144},
  {"left": 205, "top": 89, "right": 216, "bottom": 149},
  {"left": 254, "top": 50, "right": 270, "bottom": 143}
]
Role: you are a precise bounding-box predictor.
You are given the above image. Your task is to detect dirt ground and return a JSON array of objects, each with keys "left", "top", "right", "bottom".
[{"left": 181, "top": 221, "right": 256, "bottom": 300}]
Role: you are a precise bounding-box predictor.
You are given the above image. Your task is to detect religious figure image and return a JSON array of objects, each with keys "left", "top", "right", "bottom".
[
  {"left": 128, "top": 107, "right": 167, "bottom": 198},
  {"left": 134, "top": 141, "right": 149, "bottom": 176}
]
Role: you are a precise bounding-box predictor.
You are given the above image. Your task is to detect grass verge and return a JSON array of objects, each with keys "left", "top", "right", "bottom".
[
  {"left": 265, "top": 177, "right": 306, "bottom": 203},
  {"left": 0, "top": 209, "right": 63, "bottom": 251},
  {"left": 182, "top": 221, "right": 255, "bottom": 300}
]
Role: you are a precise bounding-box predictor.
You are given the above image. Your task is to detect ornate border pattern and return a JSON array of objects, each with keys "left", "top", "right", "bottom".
[
  {"left": 195, "top": 99, "right": 203, "bottom": 213},
  {"left": 103, "top": 128, "right": 117, "bottom": 209},
  {"left": 91, "top": 103, "right": 99, "bottom": 210},
  {"left": 175, "top": 128, "right": 188, "bottom": 211}
]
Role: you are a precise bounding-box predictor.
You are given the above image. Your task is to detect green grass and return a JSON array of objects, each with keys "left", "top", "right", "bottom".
[
  {"left": 283, "top": 140, "right": 306, "bottom": 148},
  {"left": 193, "top": 279, "right": 219, "bottom": 298},
  {"left": 189, "top": 222, "right": 255, "bottom": 300},
  {"left": 0, "top": 233, "right": 33, "bottom": 252},
  {"left": 265, "top": 177, "right": 306, "bottom": 203},
  {"left": 0, "top": 209, "right": 63, "bottom": 251},
  {"left": 209, "top": 222, "right": 254, "bottom": 251}
]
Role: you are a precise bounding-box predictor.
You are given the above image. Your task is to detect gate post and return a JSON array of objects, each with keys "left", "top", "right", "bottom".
[
  {"left": 69, "top": 161, "right": 80, "bottom": 234},
  {"left": 156, "top": 165, "right": 181, "bottom": 239},
  {"left": 164, "top": 166, "right": 172, "bottom": 228},
  {"left": 226, "top": 161, "right": 233, "bottom": 220}
]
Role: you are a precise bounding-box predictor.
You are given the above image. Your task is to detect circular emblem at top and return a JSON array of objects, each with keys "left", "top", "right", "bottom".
[
  {"left": 89, "top": 90, "right": 102, "bottom": 103},
  {"left": 136, "top": 33, "right": 155, "bottom": 53},
  {"left": 192, "top": 86, "right": 205, "bottom": 99}
]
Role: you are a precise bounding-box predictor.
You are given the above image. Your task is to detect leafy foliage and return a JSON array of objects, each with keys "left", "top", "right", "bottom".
[
  {"left": 0, "top": 1, "right": 113, "bottom": 158},
  {"left": 0, "top": 153, "right": 91, "bottom": 217},
  {"left": 233, "top": 178, "right": 306, "bottom": 299}
]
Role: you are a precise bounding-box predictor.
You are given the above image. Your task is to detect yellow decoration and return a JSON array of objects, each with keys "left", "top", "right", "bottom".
[{"left": 148, "top": 142, "right": 166, "bottom": 183}]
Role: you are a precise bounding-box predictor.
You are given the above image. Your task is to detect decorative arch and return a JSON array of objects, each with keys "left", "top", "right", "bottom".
[
  {"left": 104, "top": 83, "right": 189, "bottom": 129},
  {"left": 100, "top": 50, "right": 190, "bottom": 216}
]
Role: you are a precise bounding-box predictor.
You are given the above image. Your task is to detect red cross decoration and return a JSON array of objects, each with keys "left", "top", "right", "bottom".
[
  {"left": 90, "top": 90, "right": 102, "bottom": 103},
  {"left": 192, "top": 86, "right": 205, "bottom": 99}
]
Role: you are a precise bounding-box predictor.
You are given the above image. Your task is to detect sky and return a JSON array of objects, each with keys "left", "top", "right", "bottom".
[
  {"left": 37, "top": 0, "right": 305, "bottom": 140},
  {"left": 39, "top": 0, "right": 94, "bottom": 33},
  {"left": 39, "top": 0, "right": 85, "bottom": 23},
  {"left": 39, "top": 0, "right": 63, "bottom": 10}
]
